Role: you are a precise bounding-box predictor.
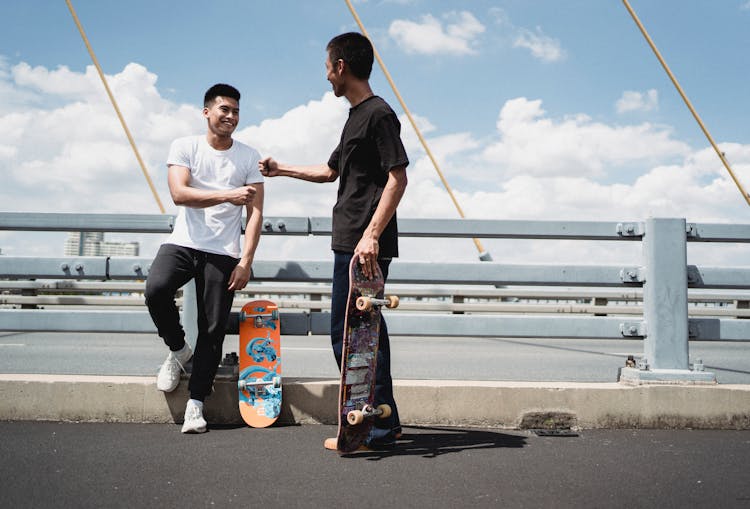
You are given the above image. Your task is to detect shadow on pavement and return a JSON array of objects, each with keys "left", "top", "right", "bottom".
[{"left": 342, "top": 426, "right": 527, "bottom": 460}]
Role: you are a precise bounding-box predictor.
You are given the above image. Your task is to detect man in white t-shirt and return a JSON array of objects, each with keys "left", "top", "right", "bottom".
[{"left": 145, "top": 83, "right": 265, "bottom": 433}]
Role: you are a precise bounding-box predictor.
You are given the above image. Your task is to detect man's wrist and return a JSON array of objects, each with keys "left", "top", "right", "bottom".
[{"left": 364, "top": 227, "right": 380, "bottom": 241}]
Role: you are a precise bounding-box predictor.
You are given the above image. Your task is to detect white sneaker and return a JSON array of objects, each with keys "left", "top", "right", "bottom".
[
  {"left": 181, "top": 399, "right": 207, "bottom": 434},
  {"left": 156, "top": 343, "right": 192, "bottom": 392}
]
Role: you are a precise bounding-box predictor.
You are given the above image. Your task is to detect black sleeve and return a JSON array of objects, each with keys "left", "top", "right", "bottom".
[
  {"left": 373, "top": 113, "right": 409, "bottom": 174},
  {"left": 327, "top": 141, "right": 342, "bottom": 173}
]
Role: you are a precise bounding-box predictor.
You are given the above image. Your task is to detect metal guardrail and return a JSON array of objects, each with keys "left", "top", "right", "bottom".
[
  {"left": 3, "top": 212, "right": 750, "bottom": 242},
  {"left": 2, "top": 282, "right": 748, "bottom": 314},
  {"left": 3, "top": 257, "right": 750, "bottom": 289},
  {"left": 2, "top": 212, "right": 750, "bottom": 382},
  {"left": 2, "top": 279, "right": 746, "bottom": 302}
]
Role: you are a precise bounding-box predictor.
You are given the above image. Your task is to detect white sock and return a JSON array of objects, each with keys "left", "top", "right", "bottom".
[
  {"left": 188, "top": 399, "right": 203, "bottom": 409},
  {"left": 174, "top": 343, "right": 191, "bottom": 363}
]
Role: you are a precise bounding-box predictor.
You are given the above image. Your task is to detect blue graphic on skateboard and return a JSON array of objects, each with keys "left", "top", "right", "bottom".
[{"left": 238, "top": 300, "right": 281, "bottom": 427}]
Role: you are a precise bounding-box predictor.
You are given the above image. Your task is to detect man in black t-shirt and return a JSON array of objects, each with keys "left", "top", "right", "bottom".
[{"left": 260, "top": 32, "right": 408, "bottom": 450}]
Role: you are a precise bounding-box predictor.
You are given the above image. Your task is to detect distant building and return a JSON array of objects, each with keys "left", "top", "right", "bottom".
[{"left": 64, "top": 232, "right": 139, "bottom": 256}]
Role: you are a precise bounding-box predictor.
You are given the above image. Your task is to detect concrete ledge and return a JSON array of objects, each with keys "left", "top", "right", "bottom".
[{"left": 1, "top": 375, "right": 749, "bottom": 429}]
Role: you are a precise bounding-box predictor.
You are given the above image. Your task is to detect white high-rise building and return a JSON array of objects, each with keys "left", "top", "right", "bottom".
[{"left": 64, "top": 232, "right": 139, "bottom": 256}]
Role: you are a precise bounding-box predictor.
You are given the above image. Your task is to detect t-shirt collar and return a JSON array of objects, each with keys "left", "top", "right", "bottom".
[{"left": 350, "top": 94, "right": 378, "bottom": 112}]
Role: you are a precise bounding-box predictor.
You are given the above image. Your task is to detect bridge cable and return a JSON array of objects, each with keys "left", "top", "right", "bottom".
[
  {"left": 622, "top": 0, "right": 750, "bottom": 208},
  {"left": 64, "top": 0, "right": 166, "bottom": 213},
  {"left": 343, "top": 0, "right": 492, "bottom": 261}
]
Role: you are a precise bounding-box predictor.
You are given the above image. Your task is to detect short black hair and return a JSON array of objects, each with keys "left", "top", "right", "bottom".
[
  {"left": 326, "top": 32, "right": 374, "bottom": 80},
  {"left": 204, "top": 83, "right": 240, "bottom": 107}
]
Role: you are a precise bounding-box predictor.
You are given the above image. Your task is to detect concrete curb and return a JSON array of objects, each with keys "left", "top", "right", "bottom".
[{"left": 1, "top": 375, "right": 749, "bottom": 429}]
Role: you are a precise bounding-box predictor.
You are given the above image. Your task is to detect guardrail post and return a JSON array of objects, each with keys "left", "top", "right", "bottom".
[
  {"left": 182, "top": 280, "right": 198, "bottom": 350},
  {"left": 645, "top": 217, "right": 689, "bottom": 370},
  {"left": 21, "top": 287, "right": 37, "bottom": 309},
  {"left": 737, "top": 299, "right": 750, "bottom": 319},
  {"left": 620, "top": 217, "right": 715, "bottom": 384},
  {"left": 453, "top": 294, "right": 465, "bottom": 315},
  {"left": 594, "top": 297, "right": 608, "bottom": 316}
]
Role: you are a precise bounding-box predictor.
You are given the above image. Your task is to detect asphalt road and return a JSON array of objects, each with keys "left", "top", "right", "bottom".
[
  {"left": 1, "top": 332, "right": 749, "bottom": 384},
  {"left": 2, "top": 422, "right": 749, "bottom": 509}
]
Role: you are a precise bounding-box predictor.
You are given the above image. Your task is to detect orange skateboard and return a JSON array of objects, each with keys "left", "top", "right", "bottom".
[
  {"left": 237, "top": 299, "right": 281, "bottom": 428},
  {"left": 330, "top": 257, "right": 398, "bottom": 453}
]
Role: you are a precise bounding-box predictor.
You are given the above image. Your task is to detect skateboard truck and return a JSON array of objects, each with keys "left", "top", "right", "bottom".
[
  {"left": 355, "top": 295, "right": 399, "bottom": 312},
  {"left": 239, "top": 309, "right": 279, "bottom": 325},
  {"left": 238, "top": 376, "right": 282, "bottom": 391},
  {"left": 346, "top": 403, "right": 392, "bottom": 426}
]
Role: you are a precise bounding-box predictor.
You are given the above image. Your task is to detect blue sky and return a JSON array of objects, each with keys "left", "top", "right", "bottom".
[
  {"left": 1, "top": 1, "right": 749, "bottom": 263},
  {"left": 4, "top": 1, "right": 747, "bottom": 143}
]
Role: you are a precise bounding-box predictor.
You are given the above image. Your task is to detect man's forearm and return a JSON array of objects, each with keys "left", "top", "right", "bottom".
[
  {"left": 168, "top": 165, "right": 254, "bottom": 208},
  {"left": 240, "top": 212, "right": 263, "bottom": 267},
  {"left": 363, "top": 167, "right": 407, "bottom": 241},
  {"left": 240, "top": 182, "right": 265, "bottom": 267},
  {"left": 172, "top": 187, "right": 234, "bottom": 208},
  {"left": 275, "top": 163, "right": 337, "bottom": 183}
]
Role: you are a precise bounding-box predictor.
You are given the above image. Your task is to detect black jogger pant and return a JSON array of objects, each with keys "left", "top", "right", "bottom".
[{"left": 145, "top": 243, "right": 237, "bottom": 401}]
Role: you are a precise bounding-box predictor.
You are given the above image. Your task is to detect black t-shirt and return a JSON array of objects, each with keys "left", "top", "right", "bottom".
[{"left": 327, "top": 96, "right": 409, "bottom": 258}]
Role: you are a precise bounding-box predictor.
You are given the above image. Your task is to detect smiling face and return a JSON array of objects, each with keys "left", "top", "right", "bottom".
[
  {"left": 325, "top": 52, "right": 345, "bottom": 97},
  {"left": 203, "top": 96, "right": 239, "bottom": 138}
]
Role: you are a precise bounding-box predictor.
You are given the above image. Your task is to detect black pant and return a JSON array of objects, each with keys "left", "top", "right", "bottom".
[
  {"left": 145, "top": 244, "right": 237, "bottom": 401},
  {"left": 331, "top": 251, "right": 401, "bottom": 441}
]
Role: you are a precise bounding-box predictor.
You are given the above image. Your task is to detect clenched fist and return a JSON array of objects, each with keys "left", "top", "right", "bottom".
[
  {"left": 226, "top": 185, "right": 256, "bottom": 206},
  {"left": 259, "top": 157, "right": 279, "bottom": 177}
]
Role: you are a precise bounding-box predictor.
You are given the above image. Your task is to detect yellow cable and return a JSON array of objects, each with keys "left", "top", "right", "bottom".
[
  {"left": 65, "top": 0, "right": 165, "bottom": 213},
  {"left": 343, "top": 0, "right": 489, "bottom": 258},
  {"left": 622, "top": 0, "right": 750, "bottom": 207}
]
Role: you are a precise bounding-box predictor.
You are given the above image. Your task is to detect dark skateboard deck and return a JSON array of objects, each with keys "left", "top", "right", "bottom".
[{"left": 333, "top": 257, "right": 398, "bottom": 452}]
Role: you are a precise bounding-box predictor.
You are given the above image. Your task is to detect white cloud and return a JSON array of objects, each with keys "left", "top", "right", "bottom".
[
  {"left": 488, "top": 7, "right": 512, "bottom": 26},
  {"left": 0, "top": 60, "right": 201, "bottom": 220},
  {"left": 393, "top": 97, "right": 750, "bottom": 264},
  {"left": 400, "top": 147, "right": 750, "bottom": 264},
  {"left": 2, "top": 59, "right": 749, "bottom": 267},
  {"left": 11, "top": 62, "right": 98, "bottom": 99},
  {"left": 0, "top": 57, "right": 44, "bottom": 114},
  {"left": 387, "top": 9, "right": 566, "bottom": 64},
  {"left": 235, "top": 93, "right": 349, "bottom": 220},
  {"left": 512, "top": 27, "right": 566, "bottom": 62},
  {"left": 480, "top": 97, "right": 690, "bottom": 178},
  {"left": 238, "top": 92, "right": 347, "bottom": 165},
  {"left": 742, "top": 1, "right": 750, "bottom": 10},
  {"left": 616, "top": 89, "right": 659, "bottom": 113},
  {"left": 397, "top": 112, "right": 435, "bottom": 153},
  {"left": 389, "top": 11, "right": 485, "bottom": 56}
]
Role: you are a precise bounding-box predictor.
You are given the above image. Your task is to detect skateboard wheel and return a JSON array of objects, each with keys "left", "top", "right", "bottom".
[
  {"left": 385, "top": 296, "right": 399, "bottom": 309},
  {"left": 239, "top": 311, "right": 247, "bottom": 322},
  {"left": 271, "top": 309, "right": 279, "bottom": 320},
  {"left": 356, "top": 297, "right": 372, "bottom": 311},
  {"left": 377, "top": 404, "right": 392, "bottom": 419},
  {"left": 347, "top": 410, "right": 364, "bottom": 426},
  {"left": 272, "top": 376, "right": 281, "bottom": 389}
]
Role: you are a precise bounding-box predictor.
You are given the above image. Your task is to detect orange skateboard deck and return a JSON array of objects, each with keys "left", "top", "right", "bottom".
[
  {"left": 238, "top": 299, "right": 281, "bottom": 428},
  {"left": 332, "top": 257, "right": 398, "bottom": 453}
]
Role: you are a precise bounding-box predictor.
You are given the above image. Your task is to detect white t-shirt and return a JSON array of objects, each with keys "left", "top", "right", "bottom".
[{"left": 166, "top": 135, "right": 263, "bottom": 258}]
